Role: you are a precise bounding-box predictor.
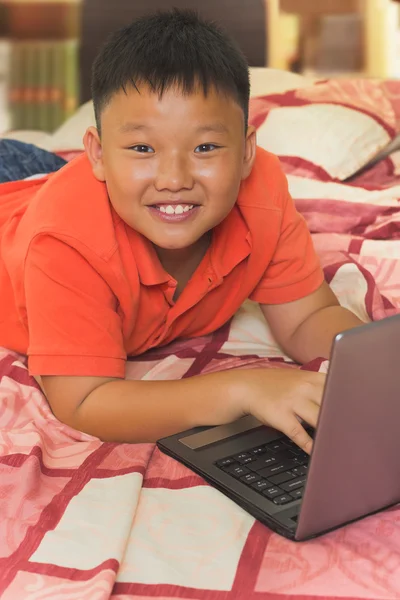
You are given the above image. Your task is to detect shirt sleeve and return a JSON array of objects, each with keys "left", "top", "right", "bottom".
[
  {"left": 249, "top": 181, "right": 324, "bottom": 305},
  {"left": 24, "top": 233, "right": 126, "bottom": 378}
]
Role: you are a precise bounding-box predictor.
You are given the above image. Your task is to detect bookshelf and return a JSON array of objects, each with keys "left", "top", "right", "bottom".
[
  {"left": 0, "top": 0, "right": 82, "bottom": 132},
  {"left": 0, "top": 39, "right": 10, "bottom": 132}
]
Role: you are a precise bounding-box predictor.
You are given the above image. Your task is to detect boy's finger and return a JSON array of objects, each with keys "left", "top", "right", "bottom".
[
  {"left": 280, "top": 416, "right": 313, "bottom": 455},
  {"left": 296, "top": 399, "right": 320, "bottom": 429}
]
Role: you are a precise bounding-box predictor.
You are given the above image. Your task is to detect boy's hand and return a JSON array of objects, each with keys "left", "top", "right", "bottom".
[{"left": 232, "top": 369, "right": 325, "bottom": 454}]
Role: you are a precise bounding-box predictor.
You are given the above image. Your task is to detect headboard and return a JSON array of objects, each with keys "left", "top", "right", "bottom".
[{"left": 79, "top": 0, "right": 267, "bottom": 104}]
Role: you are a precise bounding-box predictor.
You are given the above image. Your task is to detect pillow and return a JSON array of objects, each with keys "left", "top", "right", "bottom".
[
  {"left": 47, "top": 101, "right": 96, "bottom": 152},
  {"left": 249, "top": 79, "right": 400, "bottom": 181},
  {"left": 249, "top": 67, "right": 316, "bottom": 97},
  {"left": 1, "top": 129, "right": 52, "bottom": 148},
  {"left": 359, "top": 132, "right": 400, "bottom": 175},
  {"left": 1, "top": 101, "right": 95, "bottom": 154}
]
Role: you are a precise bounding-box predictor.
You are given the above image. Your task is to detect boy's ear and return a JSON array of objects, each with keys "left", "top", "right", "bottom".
[
  {"left": 241, "top": 125, "right": 257, "bottom": 181},
  {"left": 83, "top": 126, "right": 106, "bottom": 182}
]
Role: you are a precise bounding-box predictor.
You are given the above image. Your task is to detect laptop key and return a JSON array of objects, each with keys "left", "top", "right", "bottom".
[
  {"left": 257, "top": 460, "right": 294, "bottom": 478},
  {"left": 269, "top": 471, "right": 297, "bottom": 485},
  {"left": 282, "top": 440, "right": 302, "bottom": 455},
  {"left": 281, "top": 477, "right": 306, "bottom": 492},
  {"left": 282, "top": 438, "right": 297, "bottom": 448},
  {"left": 292, "top": 456, "right": 308, "bottom": 466},
  {"left": 249, "top": 445, "right": 268, "bottom": 456},
  {"left": 273, "top": 449, "right": 298, "bottom": 462},
  {"left": 285, "top": 445, "right": 301, "bottom": 455},
  {"left": 247, "top": 455, "right": 278, "bottom": 472},
  {"left": 241, "top": 456, "right": 258, "bottom": 465},
  {"left": 240, "top": 472, "right": 262, "bottom": 485},
  {"left": 266, "top": 440, "right": 288, "bottom": 453},
  {"left": 233, "top": 452, "right": 251, "bottom": 460},
  {"left": 224, "top": 465, "right": 251, "bottom": 478},
  {"left": 290, "top": 489, "right": 304, "bottom": 500},
  {"left": 262, "top": 486, "right": 283, "bottom": 499},
  {"left": 291, "top": 465, "right": 308, "bottom": 477},
  {"left": 251, "top": 479, "right": 271, "bottom": 492},
  {"left": 216, "top": 457, "right": 237, "bottom": 468},
  {"left": 297, "top": 450, "right": 309, "bottom": 461},
  {"left": 232, "top": 452, "right": 252, "bottom": 463},
  {"left": 273, "top": 494, "right": 293, "bottom": 505}
]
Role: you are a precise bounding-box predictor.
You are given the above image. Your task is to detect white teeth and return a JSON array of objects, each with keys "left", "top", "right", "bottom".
[{"left": 159, "top": 204, "right": 195, "bottom": 215}]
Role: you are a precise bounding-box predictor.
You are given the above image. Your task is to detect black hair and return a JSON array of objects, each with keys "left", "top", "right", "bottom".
[{"left": 91, "top": 8, "right": 250, "bottom": 132}]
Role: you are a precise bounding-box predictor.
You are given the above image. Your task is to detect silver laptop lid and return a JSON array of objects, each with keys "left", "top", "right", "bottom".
[{"left": 296, "top": 314, "right": 400, "bottom": 540}]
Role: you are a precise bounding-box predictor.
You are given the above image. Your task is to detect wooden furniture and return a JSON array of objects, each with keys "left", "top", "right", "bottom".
[
  {"left": 266, "top": 0, "right": 400, "bottom": 77},
  {"left": 1, "top": 0, "right": 82, "bottom": 131},
  {"left": 3, "top": 0, "right": 81, "bottom": 39},
  {"left": 80, "top": 0, "right": 268, "bottom": 104}
]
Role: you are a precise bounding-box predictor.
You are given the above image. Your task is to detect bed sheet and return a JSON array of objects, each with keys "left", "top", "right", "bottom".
[{"left": 1, "top": 153, "right": 400, "bottom": 599}]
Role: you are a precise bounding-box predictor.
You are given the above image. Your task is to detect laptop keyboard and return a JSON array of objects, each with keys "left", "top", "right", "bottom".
[{"left": 215, "top": 437, "right": 310, "bottom": 506}]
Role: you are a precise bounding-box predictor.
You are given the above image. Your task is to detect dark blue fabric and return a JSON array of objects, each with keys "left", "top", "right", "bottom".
[{"left": 0, "top": 139, "right": 67, "bottom": 183}]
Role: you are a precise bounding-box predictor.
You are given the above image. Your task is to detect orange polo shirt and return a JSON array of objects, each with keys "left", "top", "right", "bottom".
[{"left": 0, "top": 147, "right": 323, "bottom": 378}]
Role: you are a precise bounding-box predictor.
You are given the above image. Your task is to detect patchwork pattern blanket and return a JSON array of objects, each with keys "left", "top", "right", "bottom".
[{"left": 1, "top": 152, "right": 400, "bottom": 599}]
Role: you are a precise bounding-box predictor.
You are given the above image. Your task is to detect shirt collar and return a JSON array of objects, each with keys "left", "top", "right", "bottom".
[
  {"left": 210, "top": 205, "right": 252, "bottom": 279},
  {"left": 128, "top": 230, "right": 172, "bottom": 286}
]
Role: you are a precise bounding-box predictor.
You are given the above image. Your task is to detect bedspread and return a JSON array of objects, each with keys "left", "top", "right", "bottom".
[{"left": 1, "top": 154, "right": 400, "bottom": 599}]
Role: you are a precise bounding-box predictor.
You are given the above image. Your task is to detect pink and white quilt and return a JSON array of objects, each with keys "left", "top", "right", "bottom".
[{"left": 2, "top": 89, "right": 400, "bottom": 598}]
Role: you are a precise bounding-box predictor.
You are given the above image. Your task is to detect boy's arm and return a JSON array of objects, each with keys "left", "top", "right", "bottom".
[
  {"left": 260, "top": 281, "right": 365, "bottom": 364},
  {"left": 41, "top": 366, "right": 326, "bottom": 452},
  {"left": 42, "top": 372, "right": 241, "bottom": 443}
]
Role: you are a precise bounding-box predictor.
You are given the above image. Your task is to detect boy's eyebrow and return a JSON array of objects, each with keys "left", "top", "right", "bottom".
[
  {"left": 118, "top": 122, "right": 229, "bottom": 134},
  {"left": 195, "top": 123, "right": 229, "bottom": 134},
  {"left": 119, "top": 123, "right": 148, "bottom": 134}
]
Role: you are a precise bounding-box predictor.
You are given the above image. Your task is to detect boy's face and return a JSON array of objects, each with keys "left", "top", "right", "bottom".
[{"left": 85, "top": 84, "right": 256, "bottom": 253}]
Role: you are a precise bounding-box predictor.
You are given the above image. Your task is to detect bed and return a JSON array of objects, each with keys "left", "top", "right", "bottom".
[{"left": 1, "top": 3, "right": 400, "bottom": 599}]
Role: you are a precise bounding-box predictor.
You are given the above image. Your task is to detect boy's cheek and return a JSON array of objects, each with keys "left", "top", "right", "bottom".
[{"left": 107, "top": 156, "right": 155, "bottom": 186}]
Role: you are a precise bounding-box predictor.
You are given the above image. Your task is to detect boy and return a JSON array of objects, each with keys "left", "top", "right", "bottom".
[{"left": 0, "top": 9, "right": 363, "bottom": 453}]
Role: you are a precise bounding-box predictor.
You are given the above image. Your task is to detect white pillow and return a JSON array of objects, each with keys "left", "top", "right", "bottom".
[
  {"left": 250, "top": 78, "right": 400, "bottom": 181},
  {"left": 1, "top": 129, "right": 52, "bottom": 148},
  {"left": 249, "top": 67, "right": 316, "bottom": 97},
  {"left": 47, "top": 101, "right": 96, "bottom": 151},
  {"left": 1, "top": 101, "right": 95, "bottom": 152}
]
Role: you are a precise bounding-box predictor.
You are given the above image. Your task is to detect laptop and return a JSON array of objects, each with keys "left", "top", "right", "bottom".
[{"left": 158, "top": 314, "right": 400, "bottom": 541}]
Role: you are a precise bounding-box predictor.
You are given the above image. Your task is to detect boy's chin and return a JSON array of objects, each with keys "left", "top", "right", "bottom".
[
  {"left": 152, "top": 233, "right": 208, "bottom": 252},
  {"left": 154, "top": 240, "right": 197, "bottom": 252}
]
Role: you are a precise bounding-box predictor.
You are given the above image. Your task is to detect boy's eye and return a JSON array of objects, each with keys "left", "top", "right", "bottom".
[
  {"left": 130, "top": 144, "right": 154, "bottom": 153},
  {"left": 195, "top": 143, "right": 219, "bottom": 153}
]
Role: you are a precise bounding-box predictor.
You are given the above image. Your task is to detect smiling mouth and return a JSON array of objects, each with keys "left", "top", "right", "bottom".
[{"left": 151, "top": 204, "right": 195, "bottom": 215}]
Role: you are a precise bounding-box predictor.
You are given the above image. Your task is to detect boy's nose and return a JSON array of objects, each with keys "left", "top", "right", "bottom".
[{"left": 154, "top": 154, "right": 194, "bottom": 192}]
